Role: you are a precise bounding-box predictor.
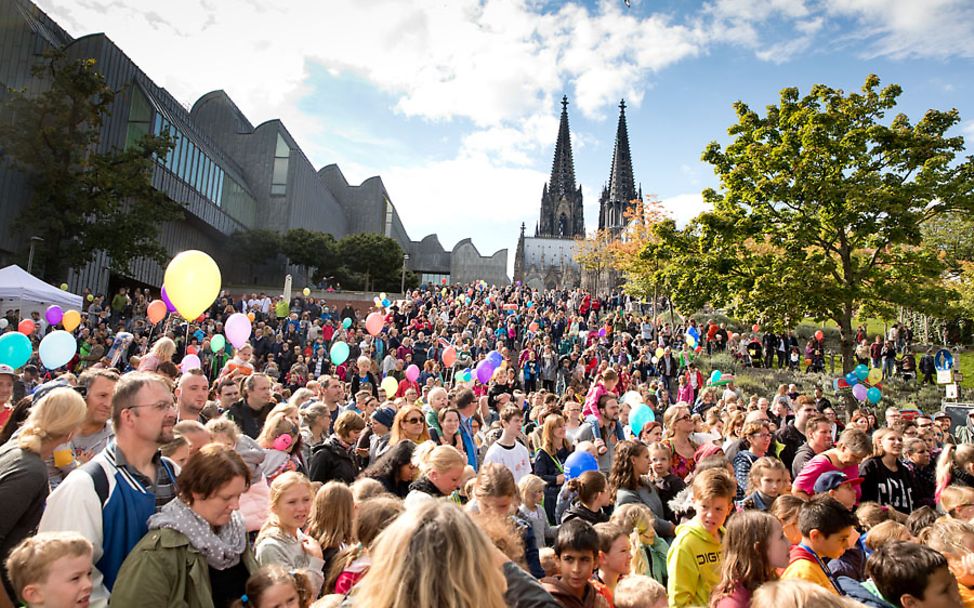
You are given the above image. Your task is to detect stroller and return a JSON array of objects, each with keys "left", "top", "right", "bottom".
[{"left": 745, "top": 340, "right": 763, "bottom": 368}]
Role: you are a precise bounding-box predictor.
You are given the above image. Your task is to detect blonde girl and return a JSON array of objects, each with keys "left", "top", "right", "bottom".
[
  {"left": 739, "top": 457, "right": 787, "bottom": 512},
  {"left": 255, "top": 472, "right": 324, "bottom": 595},
  {"left": 941, "top": 486, "right": 974, "bottom": 522},
  {"left": 517, "top": 474, "right": 554, "bottom": 548},
  {"left": 711, "top": 511, "right": 790, "bottom": 608},
  {"left": 662, "top": 404, "right": 697, "bottom": 480},
  {"left": 404, "top": 443, "right": 467, "bottom": 508},
  {"left": 325, "top": 495, "right": 404, "bottom": 595},
  {"left": 256, "top": 412, "right": 302, "bottom": 482},
  {"left": 923, "top": 518, "right": 974, "bottom": 605},
  {"left": 610, "top": 503, "right": 668, "bottom": 586},
  {"left": 206, "top": 417, "right": 241, "bottom": 449},
  {"left": 233, "top": 565, "right": 314, "bottom": 608},
  {"left": 534, "top": 413, "right": 569, "bottom": 524},
  {"left": 306, "top": 481, "right": 354, "bottom": 578}
]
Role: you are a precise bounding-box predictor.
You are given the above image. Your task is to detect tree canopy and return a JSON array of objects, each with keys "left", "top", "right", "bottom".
[{"left": 651, "top": 75, "right": 974, "bottom": 369}]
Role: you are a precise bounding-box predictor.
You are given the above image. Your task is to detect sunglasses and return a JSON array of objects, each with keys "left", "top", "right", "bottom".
[{"left": 404, "top": 417, "right": 424, "bottom": 425}]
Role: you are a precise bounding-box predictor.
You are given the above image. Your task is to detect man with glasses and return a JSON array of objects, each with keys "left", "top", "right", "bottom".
[{"left": 40, "top": 372, "right": 178, "bottom": 608}]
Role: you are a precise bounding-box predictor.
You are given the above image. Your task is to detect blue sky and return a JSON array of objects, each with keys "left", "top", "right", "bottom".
[{"left": 39, "top": 0, "right": 974, "bottom": 275}]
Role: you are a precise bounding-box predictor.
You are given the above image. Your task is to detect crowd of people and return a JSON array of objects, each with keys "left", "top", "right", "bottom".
[{"left": 0, "top": 282, "right": 972, "bottom": 608}]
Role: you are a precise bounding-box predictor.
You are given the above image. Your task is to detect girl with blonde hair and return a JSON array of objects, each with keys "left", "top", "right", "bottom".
[
  {"left": 405, "top": 443, "right": 467, "bottom": 508},
  {"left": 255, "top": 472, "right": 324, "bottom": 595},
  {"left": 533, "top": 413, "right": 569, "bottom": 524},
  {"left": 661, "top": 403, "right": 698, "bottom": 480},
  {"left": 306, "top": 481, "right": 354, "bottom": 578},
  {"left": 138, "top": 336, "right": 176, "bottom": 371},
  {"left": 610, "top": 503, "right": 668, "bottom": 586},
  {"left": 325, "top": 495, "right": 404, "bottom": 595},
  {"left": 939, "top": 485, "right": 974, "bottom": 522}
]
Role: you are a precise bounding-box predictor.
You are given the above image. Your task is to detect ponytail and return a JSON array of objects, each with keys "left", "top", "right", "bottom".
[{"left": 17, "top": 388, "right": 87, "bottom": 454}]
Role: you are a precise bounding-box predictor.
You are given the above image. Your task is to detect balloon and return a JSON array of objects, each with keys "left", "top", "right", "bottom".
[
  {"left": 303, "top": 287, "right": 311, "bottom": 296},
  {"left": 620, "top": 391, "right": 643, "bottom": 408},
  {"left": 854, "top": 364, "right": 869, "bottom": 382},
  {"left": 329, "top": 341, "right": 350, "bottom": 365},
  {"left": 225, "top": 313, "right": 252, "bottom": 349},
  {"left": 86, "top": 294, "right": 94, "bottom": 302},
  {"left": 598, "top": 328, "right": 607, "bottom": 337},
  {"left": 685, "top": 335, "right": 696, "bottom": 347},
  {"left": 0, "top": 332, "right": 32, "bottom": 368},
  {"left": 210, "top": 334, "right": 226, "bottom": 352},
  {"left": 487, "top": 351, "right": 503, "bottom": 368},
  {"left": 381, "top": 298, "right": 391, "bottom": 308},
  {"left": 630, "top": 404, "right": 656, "bottom": 437},
  {"left": 565, "top": 450, "right": 599, "bottom": 480},
  {"left": 815, "top": 330, "right": 824, "bottom": 341},
  {"left": 710, "top": 370, "right": 722, "bottom": 384},
  {"left": 845, "top": 371, "right": 859, "bottom": 386},
  {"left": 380, "top": 376, "right": 399, "bottom": 396},
  {"left": 688, "top": 326, "right": 700, "bottom": 340},
  {"left": 655, "top": 347, "right": 664, "bottom": 358},
  {"left": 180, "top": 354, "right": 201, "bottom": 372},
  {"left": 380, "top": 292, "right": 387, "bottom": 301},
  {"left": 457, "top": 368, "right": 472, "bottom": 383},
  {"left": 61, "top": 321, "right": 92, "bottom": 356},
  {"left": 194, "top": 329, "right": 205, "bottom": 342},
  {"left": 187, "top": 345, "right": 198, "bottom": 356},
  {"left": 476, "top": 359, "right": 495, "bottom": 384},
  {"left": 405, "top": 364, "right": 420, "bottom": 382},
  {"left": 442, "top": 346, "right": 457, "bottom": 367},
  {"left": 18, "top": 319, "right": 35, "bottom": 335},
  {"left": 867, "top": 387, "right": 882, "bottom": 405},
  {"left": 61, "top": 310, "right": 81, "bottom": 332},
  {"left": 0, "top": 319, "right": 6, "bottom": 329},
  {"left": 526, "top": 301, "right": 534, "bottom": 308},
  {"left": 852, "top": 383, "right": 868, "bottom": 401},
  {"left": 373, "top": 297, "right": 381, "bottom": 307},
  {"left": 159, "top": 285, "right": 175, "bottom": 312},
  {"left": 441, "top": 278, "right": 447, "bottom": 284},
  {"left": 365, "top": 312, "right": 384, "bottom": 336},
  {"left": 867, "top": 368, "right": 882, "bottom": 385},
  {"left": 752, "top": 324, "right": 760, "bottom": 332},
  {"left": 45, "top": 305, "right": 63, "bottom": 326},
  {"left": 342, "top": 317, "right": 352, "bottom": 329},
  {"left": 60, "top": 283, "right": 68, "bottom": 290},
  {"left": 163, "top": 250, "right": 221, "bottom": 319},
  {"left": 247, "top": 312, "right": 255, "bottom": 322},
  {"left": 529, "top": 322, "right": 539, "bottom": 332},
  {"left": 147, "top": 300, "right": 167, "bottom": 324}
]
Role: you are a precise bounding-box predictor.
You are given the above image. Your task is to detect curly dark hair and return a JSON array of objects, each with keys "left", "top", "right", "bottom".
[
  {"left": 361, "top": 439, "right": 416, "bottom": 484},
  {"left": 608, "top": 440, "right": 647, "bottom": 495}
]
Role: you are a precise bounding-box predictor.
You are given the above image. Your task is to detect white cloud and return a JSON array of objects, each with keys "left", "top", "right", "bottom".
[{"left": 660, "top": 192, "right": 712, "bottom": 228}]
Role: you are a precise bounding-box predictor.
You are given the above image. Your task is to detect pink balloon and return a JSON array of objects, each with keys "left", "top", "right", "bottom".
[
  {"left": 365, "top": 312, "right": 384, "bottom": 336},
  {"left": 405, "top": 364, "right": 420, "bottom": 382},
  {"left": 225, "top": 313, "right": 252, "bottom": 348},
  {"left": 852, "top": 382, "right": 868, "bottom": 401},
  {"left": 180, "top": 354, "right": 201, "bottom": 372}
]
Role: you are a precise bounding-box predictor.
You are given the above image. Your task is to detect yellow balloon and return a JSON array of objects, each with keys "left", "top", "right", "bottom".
[
  {"left": 62, "top": 310, "right": 81, "bottom": 332},
  {"left": 867, "top": 368, "right": 882, "bottom": 385},
  {"left": 381, "top": 376, "right": 399, "bottom": 396},
  {"left": 303, "top": 287, "right": 311, "bottom": 296},
  {"left": 163, "top": 250, "right": 221, "bottom": 320}
]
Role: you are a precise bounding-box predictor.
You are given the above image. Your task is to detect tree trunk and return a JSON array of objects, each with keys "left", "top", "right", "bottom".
[{"left": 838, "top": 305, "right": 855, "bottom": 373}]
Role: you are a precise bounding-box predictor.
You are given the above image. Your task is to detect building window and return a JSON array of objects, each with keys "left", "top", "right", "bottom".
[
  {"left": 125, "top": 87, "right": 152, "bottom": 150},
  {"left": 271, "top": 133, "right": 289, "bottom": 196},
  {"left": 384, "top": 198, "right": 393, "bottom": 237}
]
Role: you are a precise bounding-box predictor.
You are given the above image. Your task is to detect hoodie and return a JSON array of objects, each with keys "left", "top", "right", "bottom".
[
  {"left": 666, "top": 520, "right": 723, "bottom": 608},
  {"left": 782, "top": 544, "right": 841, "bottom": 595},
  {"left": 540, "top": 576, "right": 606, "bottom": 608}
]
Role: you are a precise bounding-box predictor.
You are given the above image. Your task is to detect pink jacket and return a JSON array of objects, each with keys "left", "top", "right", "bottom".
[
  {"left": 239, "top": 473, "right": 271, "bottom": 532},
  {"left": 792, "top": 453, "right": 862, "bottom": 502},
  {"left": 582, "top": 382, "right": 608, "bottom": 419}
]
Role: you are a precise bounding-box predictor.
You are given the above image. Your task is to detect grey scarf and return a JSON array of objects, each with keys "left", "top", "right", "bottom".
[{"left": 148, "top": 498, "right": 247, "bottom": 570}]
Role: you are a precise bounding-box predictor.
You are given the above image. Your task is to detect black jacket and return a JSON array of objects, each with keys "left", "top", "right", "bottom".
[
  {"left": 309, "top": 435, "right": 359, "bottom": 485},
  {"left": 226, "top": 400, "right": 274, "bottom": 439},
  {"left": 560, "top": 502, "right": 609, "bottom": 526},
  {"left": 775, "top": 423, "right": 806, "bottom": 472}
]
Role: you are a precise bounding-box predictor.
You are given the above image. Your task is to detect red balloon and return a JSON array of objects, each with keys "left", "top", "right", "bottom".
[
  {"left": 752, "top": 324, "right": 760, "bottom": 332},
  {"left": 815, "top": 330, "right": 824, "bottom": 341},
  {"left": 18, "top": 319, "right": 35, "bottom": 335},
  {"left": 187, "top": 345, "right": 198, "bottom": 355},
  {"left": 442, "top": 346, "right": 457, "bottom": 368}
]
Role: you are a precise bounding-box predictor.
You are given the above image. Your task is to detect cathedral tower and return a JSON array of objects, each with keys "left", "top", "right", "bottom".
[
  {"left": 537, "top": 96, "right": 585, "bottom": 238},
  {"left": 598, "top": 99, "right": 639, "bottom": 235}
]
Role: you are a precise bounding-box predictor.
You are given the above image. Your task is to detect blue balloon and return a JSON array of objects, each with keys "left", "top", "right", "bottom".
[
  {"left": 0, "top": 332, "right": 32, "bottom": 369},
  {"left": 629, "top": 404, "right": 656, "bottom": 437},
  {"left": 688, "top": 326, "right": 700, "bottom": 340},
  {"left": 487, "top": 350, "right": 504, "bottom": 368},
  {"left": 565, "top": 450, "right": 599, "bottom": 480},
  {"left": 845, "top": 371, "right": 858, "bottom": 386},
  {"left": 381, "top": 298, "right": 390, "bottom": 308},
  {"left": 38, "top": 330, "right": 76, "bottom": 370},
  {"left": 329, "top": 341, "right": 350, "bottom": 365},
  {"left": 854, "top": 364, "right": 869, "bottom": 381}
]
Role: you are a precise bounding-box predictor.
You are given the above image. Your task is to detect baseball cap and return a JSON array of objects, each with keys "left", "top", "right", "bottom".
[
  {"left": 371, "top": 406, "right": 396, "bottom": 429},
  {"left": 0, "top": 364, "right": 17, "bottom": 378},
  {"left": 813, "top": 471, "right": 863, "bottom": 494}
]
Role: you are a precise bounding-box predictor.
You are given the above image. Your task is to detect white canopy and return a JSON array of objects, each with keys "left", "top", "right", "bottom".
[{"left": 0, "top": 265, "right": 83, "bottom": 321}]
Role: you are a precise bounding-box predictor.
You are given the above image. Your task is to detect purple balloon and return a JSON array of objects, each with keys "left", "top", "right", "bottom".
[
  {"left": 160, "top": 285, "right": 176, "bottom": 312},
  {"left": 45, "top": 305, "right": 63, "bottom": 326},
  {"left": 852, "top": 382, "right": 868, "bottom": 401},
  {"left": 180, "top": 354, "right": 201, "bottom": 372},
  {"left": 476, "top": 359, "right": 495, "bottom": 384}
]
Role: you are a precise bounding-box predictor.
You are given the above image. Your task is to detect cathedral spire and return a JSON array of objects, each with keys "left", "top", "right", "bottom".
[
  {"left": 549, "top": 95, "right": 577, "bottom": 198},
  {"left": 607, "top": 99, "right": 636, "bottom": 207}
]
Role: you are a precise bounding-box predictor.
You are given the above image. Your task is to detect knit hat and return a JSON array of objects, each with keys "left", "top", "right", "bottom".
[
  {"left": 694, "top": 442, "right": 724, "bottom": 462},
  {"left": 813, "top": 471, "right": 862, "bottom": 494},
  {"left": 371, "top": 406, "right": 396, "bottom": 429}
]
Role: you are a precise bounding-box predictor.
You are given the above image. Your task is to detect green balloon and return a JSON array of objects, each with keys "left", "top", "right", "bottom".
[
  {"left": 210, "top": 334, "right": 226, "bottom": 352},
  {"left": 0, "top": 332, "right": 32, "bottom": 369},
  {"left": 342, "top": 317, "right": 352, "bottom": 329}
]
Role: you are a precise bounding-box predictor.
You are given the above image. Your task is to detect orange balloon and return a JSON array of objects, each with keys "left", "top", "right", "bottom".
[
  {"left": 365, "top": 312, "right": 384, "bottom": 336},
  {"left": 62, "top": 310, "right": 81, "bottom": 332},
  {"left": 442, "top": 346, "right": 457, "bottom": 368},
  {"left": 147, "top": 300, "right": 167, "bottom": 324},
  {"left": 187, "top": 345, "right": 198, "bottom": 355},
  {"left": 18, "top": 319, "right": 35, "bottom": 335},
  {"left": 247, "top": 312, "right": 255, "bottom": 322}
]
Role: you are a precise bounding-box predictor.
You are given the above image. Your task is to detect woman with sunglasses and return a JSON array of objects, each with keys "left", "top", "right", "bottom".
[
  {"left": 661, "top": 404, "right": 698, "bottom": 481},
  {"left": 388, "top": 405, "right": 430, "bottom": 446}
]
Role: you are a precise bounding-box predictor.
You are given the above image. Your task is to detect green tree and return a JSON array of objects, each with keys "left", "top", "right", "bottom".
[
  {"left": 661, "top": 75, "right": 974, "bottom": 370},
  {"left": 281, "top": 228, "right": 337, "bottom": 286},
  {"left": 227, "top": 229, "right": 281, "bottom": 281},
  {"left": 0, "top": 49, "right": 182, "bottom": 281},
  {"left": 338, "top": 233, "right": 406, "bottom": 292}
]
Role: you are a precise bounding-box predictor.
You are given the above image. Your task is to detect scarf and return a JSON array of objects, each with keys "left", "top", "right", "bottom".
[{"left": 148, "top": 498, "right": 248, "bottom": 570}]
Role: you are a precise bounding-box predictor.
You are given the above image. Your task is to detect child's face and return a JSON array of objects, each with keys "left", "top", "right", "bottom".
[
  {"left": 649, "top": 450, "right": 671, "bottom": 477},
  {"left": 949, "top": 534, "right": 974, "bottom": 588},
  {"left": 829, "top": 484, "right": 858, "bottom": 510},
  {"left": 766, "top": 519, "right": 791, "bottom": 570},
  {"left": 24, "top": 553, "right": 93, "bottom": 608},
  {"left": 757, "top": 470, "right": 784, "bottom": 497},
  {"left": 600, "top": 535, "right": 632, "bottom": 576},
  {"left": 912, "top": 565, "right": 963, "bottom": 608},
  {"left": 556, "top": 549, "right": 597, "bottom": 597},
  {"left": 813, "top": 525, "right": 856, "bottom": 560},
  {"left": 694, "top": 496, "right": 733, "bottom": 536},
  {"left": 167, "top": 444, "right": 190, "bottom": 469},
  {"left": 258, "top": 581, "right": 301, "bottom": 608},
  {"left": 781, "top": 517, "right": 802, "bottom": 545}
]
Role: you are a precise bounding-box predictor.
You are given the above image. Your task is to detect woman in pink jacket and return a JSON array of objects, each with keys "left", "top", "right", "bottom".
[{"left": 792, "top": 427, "right": 872, "bottom": 502}]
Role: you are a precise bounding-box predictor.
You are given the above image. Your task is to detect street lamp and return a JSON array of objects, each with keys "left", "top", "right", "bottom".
[
  {"left": 26, "top": 236, "right": 44, "bottom": 275},
  {"left": 401, "top": 253, "right": 410, "bottom": 294}
]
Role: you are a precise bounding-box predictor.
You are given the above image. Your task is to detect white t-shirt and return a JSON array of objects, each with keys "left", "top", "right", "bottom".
[{"left": 483, "top": 440, "right": 532, "bottom": 483}]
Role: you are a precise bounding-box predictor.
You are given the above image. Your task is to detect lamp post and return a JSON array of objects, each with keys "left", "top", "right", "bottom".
[
  {"left": 26, "top": 236, "right": 44, "bottom": 275},
  {"left": 401, "top": 253, "right": 410, "bottom": 295}
]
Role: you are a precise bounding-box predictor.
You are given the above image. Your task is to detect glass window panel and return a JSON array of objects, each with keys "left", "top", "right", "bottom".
[
  {"left": 272, "top": 157, "right": 288, "bottom": 185},
  {"left": 275, "top": 134, "right": 290, "bottom": 158},
  {"left": 129, "top": 88, "right": 152, "bottom": 122},
  {"left": 201, "top": 157, "right": 210, "bottom": 196},
  {"left": 152, "top": 113, "right": 162, "bottom": 135},
  {"left": 215, "top": 169, "right": 224, "bottom": 206},
  {"left": 271, "top": 184, "right": 286, "bottom": 196}
]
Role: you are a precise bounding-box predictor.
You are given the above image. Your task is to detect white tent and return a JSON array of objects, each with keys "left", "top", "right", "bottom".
[{"left": 0, "top": 265, "right": 83, "bottom": 322}]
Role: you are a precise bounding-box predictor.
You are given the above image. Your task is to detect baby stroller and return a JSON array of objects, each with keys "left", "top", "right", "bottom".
[{"left": 745, "top": 340, "right": 763, "bottom": 368}]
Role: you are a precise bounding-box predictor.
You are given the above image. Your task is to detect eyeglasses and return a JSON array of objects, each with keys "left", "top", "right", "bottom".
[
  {"left": 127, "top": 400, "right": 176, "bottom": 413},
  {"left": 675, "top": 415, "right": 692, "bottom": 423},
  {"left": 404, "top": 417, "right": 424, "bottom": 425}
]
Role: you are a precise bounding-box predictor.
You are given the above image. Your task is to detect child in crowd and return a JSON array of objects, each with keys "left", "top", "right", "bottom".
[
  {"left": 781, "top": 495, "right": 859, "bottom": 594},
  {"left": 562, "top": 471, "right": 611, "bottom": 526},
  {"left": 862, "top": 541, "right": 963, "bottom": 608},
  {"left": 737, "top": 457, "right": 787, "bottom": 512},
  {"left": 648, "top": 441, "right": 686, "bottom": 526},
  {"left": 923, "top": 518, "right": 974, "bottom": 607},
  {"left": 711, "top": 511, "right": 791, "bottom": 608},
  {"left": 306, "top": 482, "right": 354, "bottom": 579},
  {"left": 813, "top": 471, "right": 861, "bottom": 511},
  {"left": 581, "top": 369, "right": 620, "bottom": 446},
  {"left": 667, "top": 469, "right": 737, "bottom": 608},
  {"left": 613, "top": 575, "right": 667, "bottom": 608},
  {"left": 792, "top": 429, "right": 871, "bottom": 501},
  {"left": 593, "top": 522, "right": 632, "bottom": 606},
  {"left": 4, "top": 532, "right": 93, "bottom": 608},
  {"left": 770, "top": 494, "right": 806, "bottom": 546},
  {"left": 541, "top": 519, "right": 609, "bottom": 608},
  {"left": 940, "top": 486, "right": 974, "bottom": 523},
  {"left": 610, "top": 503, "right": 668, "bottom": 586},
  {"left": 324, "top": 495, "right": 403, "bottom": 595},
  {"left": 207, "top": 417, "right": 242, "bottom": 449},
  {"left": 257, "top": 412, "right": 302, "bottom": 482},
  {"left": 172, "top": 420, "right": 210, "bottom": 458},
  {"left": 519, "top": 474, "right": 556, "bottom": 548},
  {"left": 159, "top": 435, "right": 190, "bottom": 468},
  {"left": 232, "top": 565, "right": 313, "bottom": 608}
]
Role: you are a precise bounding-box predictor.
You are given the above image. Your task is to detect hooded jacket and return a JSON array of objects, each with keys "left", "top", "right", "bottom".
[
  {"left": 666, "top": 520, "right": 723, "bottom": 608},
  {"left": 308, "top": 435, "right": 358, "bottom": 485},
  {"left": 782, "top": 544, "right": 841, "bottom": 595},
  {"left": 540, "top": 576, "right": 606, "bottom": 608}
]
